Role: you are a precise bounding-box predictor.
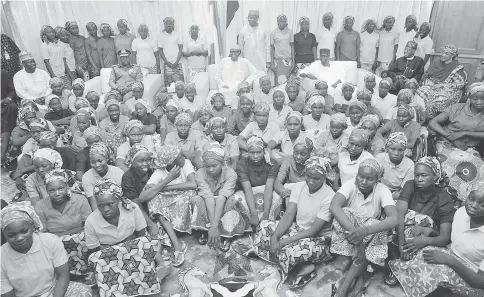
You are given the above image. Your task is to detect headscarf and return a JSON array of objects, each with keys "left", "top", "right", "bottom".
[
  {"left": 65, "top": 21, "right": 78, "bottom": 31},
  {"left": 45, "top": 169, "right": 76, "bottom": 188},
  {"left": 153, "top": 145, "right": 181, "bottom": 169},
  {"left": 442, "top": 44, "right": 458, "bottom": 58},
  {"left": 405, "top": 15, "right": 418, "bottom": 31},
  {"left": 124, "top": 119, "right": 144, "bottom": 135},
  {"left": 202, "top": 143, "right": 225, "bottom": 163},
  {"left": 54, "top": 26, "right": 67, "bottom": 39},
  {"left": 398, "top": 88, "right": 414, "bottom": 102},
  {"left": 404, "top": 78, "right": 419, "bottom": 88},
  {"left": 305, "top": 156, "right": 331, "bottom": 176},
  {"left": 40, "top": 25, "right": 56, "bottom": 43},
  {"left": 361, "top": 19, "right": 378, "bottom": 33},
  {"left": 117, "top": 19, "right": 130, "bottom": 31},
  {"left": 138, "top": 24, "right": 149, "bottom": 36},
  {"left": 286, "top": 111, "right": 303, "bottom": 124},
  {"left": 33, "top": 148, "right": 63, "bottom": 169},
  {"left": 0, "top": 202, "right": 43, "bottom": 231},
  {"left": 416, "top": 156, "right": 449, "bottom": 187},
  {"left": 198, "top": 104, "right": 214, "bottom": 116},
  {"left": 306, "top": 95, "right": 325, "bottom": 112},
  {"left": 209, "top": 117, "right": 227, "bottom": 129},
  {"left": 135, "top": 99, "right": 152, "bottom": 113},
  {"left": 305, "top": 89, "right": 320, "bottom": 103},
  {"left": 125, "top": 143, "right": 152, "bottom": 168},
  {"left": 247, "top": 135, "right": 266, "bottom": 152},
  {"left": 259, "top": 75, "right": 271, "bottom": 85},
  {"left": 83, "top": 126, "right": 101, "bottom": 139},
  {"left": 86, "top": 22, "right": 97, "bottom": 31},
  {"left": 349, "top": 128, "right": 370, "bottom": 146},
  {"left": 357, "top": 89, "right": 372, "bottom": 100},
  {"left": 315, "top": 80, "right": 328, "bottom": 89},
  {"left": 39, "top": 131, "right": 59, "bottom": 144},
  {"left": 293, "top": 132, "right": 315, "bottom": 153},
  {"left": 49, "top": 77, "right": 64, "bottom": 88},
  {"left": 236, "top": 81, "right": 251, "bottom": 96},
  {"left": 381, "top": 16, "right": 395, "bottom": 30},
  {"left": 131, "top": 81, "right": 144, "bottom": 91},
  {"left": 89, "top": 142, "right": 115, "bottom": 163},
  {"left": 468, "top": 82, "right": 484, "bottom": 96},
  {"left": 45, "top": 94, "right": 60, "bottom": 112},
  {"left": 364, "top": 73, "right": 376, "bottom": 83},
  {"left": 297, "top": 16, "right": 310, "bottom": 32},
  {"left": 163, "top": 17, "right": 175, "bottom": 24},
  {"left": 175, "top": 81, "right": 186, "bottom": 89},
  {"left": 105, "top": 99, "right": 120, "bottom": 109},
  {"left": 322, "top": 12, "right": 333, "bottom": 23},
  {"left": 380, "top": 78, "right": 392, "bottom": 88},
  {"left": 239, "top": 93, "right": 254, "bottom": 104},
  {"left": 386, "top": 132, "right": 408, "bottom": 149},
  {"left": 330, "top": 113, "right": 348, "bottom": 128},
  {"left": 166, "top": 98, "right": 180, "bottom": 110},
  {"left": 106, "top": 90, "right": 122, "bottom": 102},
  {"left": 254, "top": 102, "right": 270, "bottom": 114},
  {"left": 185, "top": 82, "right": 197, "bottom": 94},
  {"left": 277, "top": 14, "right": 287, "bottom": 22},
  {"left": 210, "top": 92, "right": 226, "bottom": 106},
  {"left": 93, "top": 177, "right": 133, "bottom": 210},
  {"left": 397, "top": 104, "right": 415, "bottom": 119},
  {"left": 359, "top": 158, "right": 384, "bottom": 179},
  {"left": 341, "top": 82, "right": 355, "bottom": 92},
  {"left": 100, "top": 23, "right": 114, "bottom": 36},
  {"left": 341, "top": 16, "right": 355, "bottom": 31},
  {"left": 359, "top": 114, "right": 380, "bottom": 128},
  {"left": 273, "top": 89, "right": 290, "bottom": 105},
  {"left": 175, "top": 112, "right": 193, "bottom": 125},
  {"left": 349, "top": 101, "right": 367, "bottom": 114},
  {"left": 74, "top": 97, "right": 90, "bottom": 110},
  {"left": 29, "top": 118, "right": 50, "bottom": 130},
  {"left": 72, "top": 78, "right": 85, "bottom": 89}
]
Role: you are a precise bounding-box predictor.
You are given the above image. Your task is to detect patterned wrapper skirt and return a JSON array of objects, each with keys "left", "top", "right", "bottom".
[
  {"left": 235, "top": 185, "right": 284, "bottom": 221},
  {"left": 253, "top": 220, "right": 332, "bottom": 279},
  {"left": 330, "top": 207, "right": 389, "bottom": 266},
  {"left": 187, "top": 67, "right": 206, "bottom": 83},
  {"left": 144, "top": 65, "right": 158, "bottom": 74},
  {"left": 39, "top": 282, "right": 92, "bottom": 297},
  {"left": 148, "top": 189, "right": 195, "bottom": 233},
  {"left": 103, "top": 133, "right": 126, "bottom": 157},
  {"left": 59, "top": 124, "right": 73, "bottom": 146},
  {"left": 61, "top": 232, "right": 90, "bottom": 275},
  {"left": 389, "top": 247, "right": 484, "bottom": 297},
  {"left": 274, "top": 58, "right": 292, "bottom": 81},
  {"left": 190, "top": 194, "right": 252, "bottom": 238},
  {"left": 88, "top": 236, "right": 160, "bottom": 297},
  {"left": 164, "top": 63, "right": 184, "bottom": 86}
]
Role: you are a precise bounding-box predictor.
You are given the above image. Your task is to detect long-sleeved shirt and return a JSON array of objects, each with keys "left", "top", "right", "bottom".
[
  {"left": 299, "top": 61, "right": 346, "bottom": 86},
  {"left": 215, "top": 57, "right": 259, "bottom": 90},
  {"left": 195, "top": 166, "right": 237, "bottom": 200},
  {"left": 13, "top": 69, "right": 50, "bottom": 100},
  {"left": 388, "top": 55, "right": 424, "bottom": 81},
  {"left": 238, "top": 25, "right": 271, "bottom": 71},
  {"left": 109, "top": 64, "right": 143, "bottom": 90}
]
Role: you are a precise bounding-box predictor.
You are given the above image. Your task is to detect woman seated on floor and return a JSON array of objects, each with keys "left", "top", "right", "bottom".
[
  {"left": 202, "top": 117, "right": 239, "bottom": 171},
  {"left": 338, "top": 128, "right": 375, "bottom": 184},
  {"left": 75, "top": 127, "right": 104, "bottom": 180},
  {"left": 116, "top": 120, "right": 156, "bottom": 172},
  {"left": 82, "top": 142, "right": 123, "bottom": 210},
  {"left": 202, "top": 92, "right": 232, "bottom": 121},
  {"left": 389, "top": 181, "right": 484, "bottom": 296},
  {"left": 159, "top": 99, "right": 180, "bottom": 143},
  {"left": 44, "top": 95, "right": 74, "bottom": 145},
  {"left": 404, "top": 79, "right": 427, "bottom": 124},
  {"left": 385, "top": 89, "right": 419, "bottom": 123},
  {"left": 70, "top": 109, "right": 94, "bottom": 149},
  {"left": 165, "top": 112, "right": 204, "bottom": 169},
  {"left": 330, "top": 159, "right": 398, "bottom": 297},
  {"left": 70, "top": 97, "right": 98, "bottom": 130},
  {"left": 227, "top": 94, "right": 254, "bottom": 136},
  {"left": 375, "top": 132, "right": 414, "bottom": 199},
  {"left": 47, "top": 76, "right": 74, "bottom": 111},
  {"left": 130, "top": 99, "right": 157, "bottom": 135},
  {"left": 179, "top": 83, "right": 199, "bottom": 115},
  {"left": 35, "top": 169, "right": 92, "bottom": 236},
  {"left": 191, "top": 143, "right": 251, "bottom": 250},
  {"left": 417, "top": 45, "right": 467, "bottom": 119},
  {"left": 385, "top": 156, "right": 454, "bottom": 287},
  {"left": 38, "top": 131, "right": 78, "bottom": 172},
  {"left": 303, "top": 95, "right": 331, "bottom": 132},
  {"left": 138, "top": 144, "right": 196, "bottom": 266},
  {"left": 334, "top": 83, "right": 357, "bottom": 114},
  {"left": 269, "top": 89, "right": 293, "bottom": 131},
  {"left": 191, "top": 104, "right": 213, "bottom": 141},
  {"left": 345, "top": 101, "right": 366, "bottom": 134},
  {"left": 347, "top": 89, "right": 383, "bottom": 122},
  {"left": 236, "top": 136, "right": 283, "bottom": 227},
  {"left": 363, "top": 73, "right": 377, "bottom": 95},
  {"left": 84, "top": 178, "right": 147, "bottom": 254},
  {"left": 97, "top": 90, "right": 131, "bottom": 121},
  {"left": 0, "top": 203, "right": 92, "bottom": 297},
  {"left": 99, "top": 98, "right": 129, "bottom": 152},
  {"left": 358, "top": 114, "right": 386, "bottom": 156},
  {"left": 286, "top": 78, "right": 306, "bottom": 114},
  {"left": 251, "top": 156, "right": 335, "bottom": 288},
  {"left": 254, "top": 75, "right": 273, "bottom": 105},
  {"left": 267, "top": 111, "right": 306, "bottom": 163},
  {"left": 314, "top": 80, "right": 334, "bottom": 115},
  {"left": 124, "top": 82, "right": 145, "bottom": 112}
]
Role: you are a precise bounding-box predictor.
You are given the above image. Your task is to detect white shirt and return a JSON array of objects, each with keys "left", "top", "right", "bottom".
[
  {"left": 158, "top": 31, "right": 182, "bottom": 64},
  {"left": 13, "top": 69, "right": 51, "bottom": 100},
  {"left": 238, "top": 25, "right": 271, "bottom": 71},
  {"left": 414, "top": 35, "right": 433, "bottom": 70},
  {"left": 359, "top": 31, "right": 380, "bottom": 64},
  {"left": 371, "top": 92, "right": 397, "bottom": 119},
  {"left": 333, "top": 89, "right": 358, "bottom": 106},
  {"left": 132, "top": 37, "right": 157, "bottom": 68},
  {"left": 396, "top": 29, "right": 417, "bottom": 59},
  {"left": 378, "top": 30, "right": 399, "bottom": 63},
  {"left": 303, "top": 113, "right": 331, "bottom": 132},
  {"left": 215, "top": 57, "right": 259, "bottom": 90},
  {"left": 338, "top": 150, "right": 375, "bottom": 184},
  {"left": 300, "top": 61, "right": 346, "bottom": 87},
  {"left": 60, "top": 42, "right": 75, "bottom": 71},
  {"left": 451, "top": 207, "right": 484, "bottom": 272},
  {"left": 179, "top": 97, "right": 199, "bottom": 114},
  {"left": 40, "top": 41, "right": 66, "bottom": 77},
  {"left": 183, "top": 36, "right": 208, "bottom": 69},
  {"left": 316, "top": 27, "right": 336, "bottom": 59}
]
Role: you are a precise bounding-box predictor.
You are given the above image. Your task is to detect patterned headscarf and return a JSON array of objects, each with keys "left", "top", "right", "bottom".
[
  {"left": 106, "top": 90, "right": 122, "bottom": 102},
  {"left": 305, "top": 90, "right": 320, "bottom": 102},
  {"left": 359, "top": 114, "right": 380, "bottom": 129},
  {"left": 124, "top": 119, "right": 144, "bottom": 135},
  {"left": 386, "top": 132, "right": 408, "bottom": 149},
  {"left": 361, "top": 19, "right": 378, "bottom": 33},
  {"left": 202, "top": 143, "right": 225, "bottom": 163},
  {"left": 135, "top": 99, "right": 152, "bottom": 113},
  {"left": 305, "top": 156, "right": 331, "bottom": 176},
  {"left": 398, "top": 88, "right": 414, "bottom": 102},
  {"left": 330, "top": 113, "right": 348, "bottom": 128},
  {"left": 18, "top": 104, "right": 38, "bottom": 130},
  {"left": 65, "top": 21, "right": 78, "bottom": 31},
  {"left": 350, "top": 128, "right": 370, "bottom": 146},
  {"left": 153, "top": 145, "right": 181, "bottom": 169},
  {"left": 175, "top": 112, "right": 193, "bottom": 125},
  {"left": 286, "top": 111, "right": 303, "bottom": 124},
  {"left": 468, "top": 82, "right": 484, "bottom": 96},
  {"left": 100, "top": 23, "right": 114, "bottom": 36},
  {"left": 72, "top": 78, "right": 85, "bottom": 90},
  {"left": 40, "top": 25, "right": 56, "bottom": 43},
  {"left": 49, "top": 77, "right": 64, "bottom": 88},
  {"left": 55, "top": 26, "right": 67, "bottom": 38},
  {"left": 198, "top": 104, "right": 214, "bottom": 116},
  {"left": 416, "top": 156, "right": 449, "bottom": 187},
  {"left": 381, "top": 16, "right": 395, "bottom": 29},
  {"left": 364, "top": 73, "right": 376, "bottom": 83},
  {"left": 341, "top": 82, "right": 355, "bottom": 92},
  {"left": 211, "top": 93, "right": 226, "bottom": 105},
  {"left": 33, "top": 148, "right": 63, "bottom": 169},
  {"left": 209, "top": 117, "right": 227, "bottom": 129},
  {"left": 185, "top": 82, "right": 197, "bottom": 94},
  {"left": 380, "top": 78, "right": 392, "bottom": 88},
  {"left": 254, "top": 102, "right": 270, "bottom": 114},
  {"left": 74, "top": 97, "right": 90, "bottom": 110},
  {"left": 29, "top": 118, "right": 50, "bottom": 130},
  {"left": 349, "top": 101, "right": 367, "bottom": 114},
  {"left": 0, "top": 202, "right": 43, "bottom": 231},
  {"left": 397, "top": 104, "right": 415, "bottom": 119},
  {"left": 236, "top": 81, "right": 251, "bottom": 96},
  {"left": 89, "top": 142, "right": 114, "bottom": 163},
  {"left": 131, "top": 81, "right": 144, "bottom": 91},
  {"left": 166, "top": 98, "right": 181, "bottom": 110},
  {"left": 105, "top": 99, "right": 120, "bottom": 109},
  {"left": 404, "top": 78, "right": 419, "bottom": 89},
  {"left": 39, "top": 131, "right": 59, "bottom": 144},
  {"left": 357, "top": 89, "right": 373, "bottom": 100},
  {"left": 125, "top": 143, "right": 152, "bottom": 168},
  {"left": 117, "top": 19, "right": 130, "bottom": 31},
  {"left": 86, "top": 22, "right": 97, "bottom": 31},
  {"left": 306, "top": 95, "right": 325, "bottom": 112},
  {"left": 359, "top": 158, "right": 384, "bottom": 179},
  {"left": 45, "top": 169, "right": 76, "bottom": 188},
  {"left": 83, "top": 126, "right": 101, "bottom": 139},
  {"left": 93, "top": 178, "right": 133, "bottom": 210},
  {"left": 442, "top": 45, "right": 458, "bottom": 58},
  {"left": 246, "top": 135, "right": 269, "bottom": 165}
]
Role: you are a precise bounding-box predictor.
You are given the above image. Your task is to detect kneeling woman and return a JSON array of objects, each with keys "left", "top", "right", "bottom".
[
  {"left": 1, "top": 203, "right": 92, "bottom": 297},
  {"left": 253, "top": 156, "right": 335, "bottom": 287},
  {"left": 330, "top": 159, "right": 397, "bottom": 297},
  {"left": 191, "top": 144, "right": 252, "bottom": 250},
  {"left": 138, "top": 145, "right": 197, "bottom": 266}
]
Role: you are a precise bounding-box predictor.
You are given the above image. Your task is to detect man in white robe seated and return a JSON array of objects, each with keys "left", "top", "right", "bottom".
[
  {"left": 13, "top": 52, "right": 50, "bottom": 112},
  {"left": 215, "top": 45, "right": 263, "bottom": 109},
  {"left": 298, "top": 48, "right": 346, "bottom": 95}
]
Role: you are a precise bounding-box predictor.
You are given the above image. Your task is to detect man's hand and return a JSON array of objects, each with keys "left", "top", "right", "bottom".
[
  {"left": 423, "top": 249, "right": 454, "bottom": 266},
  {"left": 402, "top": 237, "right": 428, "bottom": 254},
  {"left": 346, "top": 227, "right": 368, "bottom": 245},
  {"left": 447, "top": 131, "right": 466, "bottom": 141}
]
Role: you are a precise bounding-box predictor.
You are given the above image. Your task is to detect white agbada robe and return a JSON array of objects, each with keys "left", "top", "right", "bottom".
[
  {"left": 13, "top": 68, "right": 51, "bottom": 113},
  {"left": 238, "top": 25, "right": 271, "bottom": 72},
  {"left": 299, "top": 61, "right": 346, "bottom": 95}
]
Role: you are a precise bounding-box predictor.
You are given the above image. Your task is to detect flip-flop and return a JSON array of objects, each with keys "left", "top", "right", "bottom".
[
  {"left": 289, "top": 270, "right": 317, "bottom": 289},
  {"left": 172, "top": 242, "right": 187, "bottom": 267},
  {"left": 198, "top": 233, "right": 208, "bottom": 245},
  {"left": 219, "top": 238, "right": 232, "bottom": 252},
  {"left": 331, "top": 283, "right": 338, "bottom": 297}
]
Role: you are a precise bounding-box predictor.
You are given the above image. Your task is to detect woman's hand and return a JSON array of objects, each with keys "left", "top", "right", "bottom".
[
  {"left": 447, "top": 131, "right": 466, "bottom": 141},
  {"left": 423, "top": 249, "right": 454, "bottom": 266},
  {"left": 402, "top": 237, "right": 428, "bottom": 254},
  {"left": 15, "top": 178, "right": 26, "bottom": 191},
  {"left": 281, "top": 189, "right": 292, "bottom": 200},
  {"left": 208, "top": 226, "right": 221, "bottom": 249},
  {"left": 346, "top": 227, "right": 368, "bottom": 245},
  {"left": 167, "top": 165, "right": 181, "bottom": 181},
  {"left": 147, "top": 222, "right": 159, "bottom": 237}
]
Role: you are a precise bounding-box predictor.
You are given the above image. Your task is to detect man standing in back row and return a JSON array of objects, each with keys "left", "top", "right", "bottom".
[{"left": 239, "top": 10, "right": 271, "bottom": 72}]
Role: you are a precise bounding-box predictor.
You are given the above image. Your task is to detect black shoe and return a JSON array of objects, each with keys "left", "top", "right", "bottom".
[{"left": 384, "top": 272, "right": 398, "bottom": 287}]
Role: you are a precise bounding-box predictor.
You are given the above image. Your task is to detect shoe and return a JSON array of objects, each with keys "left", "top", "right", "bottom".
[
  {"left": 172, "top": 242, "right": 187, "bottom": 267},
  {"left": 198, "top": 233, "right": 208, "bottom": 245},
  {"left": 219, "top": 238, "right": 232, "bottom": 252},
  {"left": 289, "top": 270, "right": 317, "bottom": 289},
  {"left": 384, "top": 272, "right": 398, "bottom": 287}
]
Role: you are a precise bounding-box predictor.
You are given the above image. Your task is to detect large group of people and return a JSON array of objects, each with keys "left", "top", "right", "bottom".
[{"left": 1, "top": 10, "right": 484, "bottom": 297}]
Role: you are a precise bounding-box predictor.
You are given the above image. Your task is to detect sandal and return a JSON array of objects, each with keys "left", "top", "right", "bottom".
[
  {"left": 219, "top": 238, "right": 232, "bottom": 252},
  {"left": 172, "top": 242, "right": 187, "bottom": 267},
  {"left": 289, "top": 270, "right": 317, "bottom": 289},
  {"left": 331, "top": 283, "right": 338, "bottom": 297},
  {"left": 198, "top": 233, "right": 208, "bottom": 245},
  {"left": 384, "top": 272, "right": 398, "bottom": 287}
]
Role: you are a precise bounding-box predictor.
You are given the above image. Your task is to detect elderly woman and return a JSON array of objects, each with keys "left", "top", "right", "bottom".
[
  {"left": 269, "top": 89, "right": 293, "bottom": 131},
  {"left": 116, "top": 119, "right": 156, "bottom": 172},
  {"left": 375, "top": 133, "right": 414, "bottom": 200},
  {"left": 236, "top": 136, "right": 283, "bottom": 227},
  {"left": 254, "top": 75, "right": 273, "bottom": 105},
  {"left": 165, "top": 112, "right": 204, "bottom": 168},
  {"left": 293, "top": 17, "right": 317, "bottom": 70},
  {"left": 330, "top": 159, "right": 397, "bottom": 297},
  {"left": 267, "top": 111, "right": 306, "bottom": 162},
  {"left": 378, "top": 104, "right": 421, "bottom": 153},
  {"left": 389, "top": 182, "right": 484, "bottom": 297},
  {"left": 359, "top": 114, "right": 386, "bottom": 156},
  {"left": 139, "top": 144, "right": 197, "bottom": 266},
  {"left": 338, "top": 128, "right": 375, "bottom": 184},
  {"left": 82, "top": 142, "right": 123, "bottom": 210},
  {"left": 384, "top": 156, "right": 454, "bottom": 286},
  {"left": 286, "top": 78, "right": 306, "bottom": 113},
  {"left": 191, "top": 104, "right": 213, "bottom": 140},
  {"left": 190, "top": 143, "right": 250, "bottom": 249},
  {"left": 179, "top": 82, "right": 199, "bottom": 115},
  {"left": 159, "top": 17, "right": 183, "bottom": 86},
  {"left": 202, "top": 117, "right": 239, "bottom": 170},
  {"left": 1, "top": 203, "right": 92, "bottom": 297},
  {"left": 183, "top": 24, "right": 208, "bottom": 82},
  {"left": 334, "top": 82, "right": 357, "bottom": 113},
  {"left": 418, "top": 45, "right": 466, "bottom": 119},
  {"left": 159, "top": 98, "right": 180, "bottom": 143},
  {"left": 35, "top": 169, "right": 91, "bottom": 236},
  {"left": 132, "top": 24, "right": 159, "bottom": 74},
  {"left": 303, "top": 95, "right": 331, "bottom": 132},
  {"left": 98, "top": 23, "right": 117, "bottom": 68},
  {"left": 130, "top": 99, "right": 157, "bottom": 135},
  {"left": 99, "top": 98, "right": 129, "bottom": 152},
  {"left": 227, "top": 94, "right": 255, "bottom": 136}
]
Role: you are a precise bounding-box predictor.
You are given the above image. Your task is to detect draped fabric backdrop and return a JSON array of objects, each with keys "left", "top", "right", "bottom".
[{"left": 2, "top": 0, "right": 433, "bottom": 71}]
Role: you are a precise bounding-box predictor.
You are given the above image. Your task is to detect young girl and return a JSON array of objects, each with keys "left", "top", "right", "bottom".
[
  {"left": 350, "top": 89, "right": 383, "bottom": 121},
  {"left": 386, "top": 89, "right": 419, "bottom": 122},
  {"left": 334, "top": 83, "right": 357, "bottom": 113},
  {"left": 315, "top": 113, "right": 349, "bottom": 161},
  {"left": 99, "top": 99, "right": 129, "bottom": 152},
  {"left": 71, "top": 110, "right": 92, "bottom": 148},
  {"left": 131, "top": 99, "right": 157, "bottom": 135},
  {"left": 44, "top": 95, "right": 74, "bottom": 145},
  {"left": 378, "top": 104, "right": 421, "bottom": 154},
  {"left": 227, "top": 94, "right": 254, "bottom": 136},
  {"left": 269, "top": 90, "right": 293, "bottom": 131},
  {"left": 286, "top": 80, "right": 305, "bottom": 113},
  {"left": 125, "top": 82, "right": 145, "bottom": 112},
  {"left": 71, "top": 78, "right": 85, "bottom": 106},
  {"left": 359, "top": 114, "right": 386, "bottom": 156},
  {"left": 338, "top": 128, "right": 375, "bottom": 184},
  {"left": 179, "top": 83, "right": 198, "bottom": 115},
  {"left": 85, "top": 22, "right": 101, "bottom": 77},
  {"left": 303, "top": 95, "right": 331, "bottom": 132},
  {"left": 207, "top": 93, "right": 232, "bottom": 120},
  {"left": 55, "top": 26, "right": 76, "bottom": 83},
  {"left": 116, "top": 120, "right": 156, "bottom": 172},
  {"left": 97, "top": 23, "right": 117, "bottom": 68},
  {"left": 48, "top": 76, "right": 72, "bottom": 111},
  {"left": 131, "top": 24, "right": 159, "bottom": 74},
  {"left": 159, "top": 99, "right": 180, "bottom": 144},
  {"left": 315, "top": 80, "right": 335, "bottom": 115},
  {"left": 191, "top": 104, "right": 213, "bottom": 140},
  {"left": 40, "top": 25, "right": 69, "bottom": 87},
  {"left": 336, "top": 16, "right": 360, "bottom": 63},
  {"left": 346, "top": 101, "right": 366, "bottom": 134},
  {"left": 359, "top": 19, "right": 379, "bottom": 72},
  {"left": 65, "top": 21, "right": 89, "bottom": 79},
  {"left": 255, "top": 75, "right": 273, "bottom": 105}
]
